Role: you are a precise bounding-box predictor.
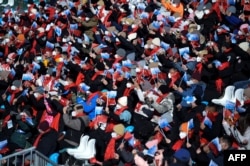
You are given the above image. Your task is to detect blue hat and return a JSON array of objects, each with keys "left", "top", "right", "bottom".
[
  {"left": 119, "top": 110, "right": 132, "bottom": 124},
  {"left": 173, "top": 148, "right": 191, "bottom": 163}
]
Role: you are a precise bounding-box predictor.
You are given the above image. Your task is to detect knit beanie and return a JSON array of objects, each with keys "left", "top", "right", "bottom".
[
  {"left": 113, "top": 124, "right": 125, "bottom": 136},
  {"left": 38, "top": 121, "right": 50, "bottom": 132},
  {"left": 173, "top": 148, "right": 191, "bottom": 163}
]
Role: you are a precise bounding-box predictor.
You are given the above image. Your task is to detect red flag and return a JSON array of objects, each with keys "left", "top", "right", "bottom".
[
  {"left": 124, "top": 132, "right": 133, "bottom": 140},
  {"left": 172, "top": 139, "right": 185, "bottom": 151},
  {"left": 218, "top": 62, "right": 229, "bottom": 71}
]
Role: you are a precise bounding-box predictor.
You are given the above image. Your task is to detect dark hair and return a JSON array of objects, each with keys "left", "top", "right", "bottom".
[
  {"left": 221, "top": 135, "right": 233, "bottom": 148},
  {"left": 238, "top": 114, "right": 250, "bottom": 135}
]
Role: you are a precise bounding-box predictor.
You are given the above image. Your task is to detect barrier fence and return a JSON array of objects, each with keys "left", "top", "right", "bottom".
[{"left": 0, "top": 147, "right": 59, "bottom": 166}]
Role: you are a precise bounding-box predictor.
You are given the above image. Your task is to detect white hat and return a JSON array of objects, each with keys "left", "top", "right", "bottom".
[
  {"left": 37, "top": 27, "right": 45, "bottom": 33},
  {"left": 127, "top": 33, "right": 137, "bottom": 41},
  {"left": 152, "top": 37, "right": 161, "bottom": 47},
  {"left": 118, "top": 96, "right": 128, "bottom": 107},
  {"left": 239, "top": 42, "right": 250, "bottom": 52}
]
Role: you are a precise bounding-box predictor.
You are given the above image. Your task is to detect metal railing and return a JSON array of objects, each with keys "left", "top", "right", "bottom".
[{"left": 0, "top": 147, "right": 59, "bottom": 166}]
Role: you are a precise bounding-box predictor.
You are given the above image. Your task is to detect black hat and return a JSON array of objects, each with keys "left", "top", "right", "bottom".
[
  {"left": 158, "top": 85, "right": 170, "bottom": 94},
  {"left": 95, "top": 61, "right": 105, "bottom": 71},
  {"left": 39, "top": 1, "right": 46, "bottom": 8}
]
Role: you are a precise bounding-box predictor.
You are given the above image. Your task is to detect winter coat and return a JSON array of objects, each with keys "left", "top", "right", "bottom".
[
  {"left": 36, "top": 128, "right": 58, "bottom": 157},
  {"left": 63, "top": 113, "right": 89, "bottom": 146}
]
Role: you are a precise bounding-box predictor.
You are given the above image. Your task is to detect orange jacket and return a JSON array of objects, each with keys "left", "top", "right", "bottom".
[{"left": 161, "top": 0, "right": 184, "bottom": 18}]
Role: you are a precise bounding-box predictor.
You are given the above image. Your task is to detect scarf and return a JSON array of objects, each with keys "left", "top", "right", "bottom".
[
  {"left": 75, "top": 72, "right": 85, "bottom": 85},
  {"left": 9, "top": 90, "right": 20, "bottom": 105},
  {"left": 104, "top": 136, "right": 122, "bottom": 161},
  {"left": 64, "top": 82, "right": 76, "bottom": 91},
  {"left": 33, "top": 129, "right": 50, "bottom": 147},
  {"left": 156, "top": 93, "right": 169, "bottom": 103},
  {"left": 151, "top": 89, "right": 169, "bottom": 104},
  {"left": 123, "top": 87, "right": 133, "bottom": 96},
  {"left": 91, "top": 71, "right": 104, "bottom": 81},
  {"left": 169, "top": 72, "right": 181, "bottom": 88},
  {"left": 115, "top": 106, "right": 128, "bottom": 116}
]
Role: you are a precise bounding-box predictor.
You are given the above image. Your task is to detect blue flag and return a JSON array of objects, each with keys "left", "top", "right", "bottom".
[
  {"left": 203, "top": 116, "right": 212, "bottom": 129},
  {"left": 147, "top": 145, "right": 158, "bottom": 157},
  {"left": 95, "top": 106, "right": 103, "bottom": 115},
  {"left": 188, "top": 118, "right": 194, "bottom": 129}
]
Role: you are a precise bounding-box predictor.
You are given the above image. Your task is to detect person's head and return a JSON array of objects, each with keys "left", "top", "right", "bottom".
[
  {"left": 243, "top": 87, "right": 250, "bottom": 101},
  {"left": 171, "top": 0, "right": 181, "bottom": 7},
  {"left": 205, "top": 104, "right": 217, "bottom": 113},
  {"left": 220, "top": 135, "right": 233, "bottom": 151},
  {"left": 72, "top": 105, "right": 84, "bottom": 117},
  {"left": 221, "top": 41, "right": 231, "bottom": 52},
  {"left": 238, "top": 113, "right": 250, "bottom": 135},
  {"left": 38, "top": 121, "right": 50, "bottom": 133},
  {"left": 173, "top": 148, "right": 191, "bottom": 164}
]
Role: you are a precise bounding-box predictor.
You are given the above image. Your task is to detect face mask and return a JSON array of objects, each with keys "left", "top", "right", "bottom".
[
  {"left": 168, "top": 73, "right": 172, "bottom": 78},
  {"left": 71, "top": 111, "right": 77, "bottom": 117},
  {"left": 195, "top": 10, "right": 204, "bottom": 19},
  {"left": 186, "top": 80, "right": 194, "bottom": 85},
  {"left": 27, "top": 4, "right": 31, "bottom": 7},
  {"left": 172, "top": 4, "right": 177, "bottom": 7},
  {"left": 116, "top": 104, "right": 121, "bottom": 109},
  {"left": 202, "top": 110, "right": 207, "bottom": 117},
  {"left": 34, "top": 93, "right": 39, "bottom": 98},
  {"left": 204, "top": 9, "right": 210, "bottom": 14},
  {"left": 212, "top": 0, "right": 216, "bottom": 2},
  {"left": 11, "top": 86, "right": 16, "bottom": 91},
  {"left": 62, "top": 38, "right": 67, "bottom": 42},
  {"left": 111, "top": 132, "right": 118, "bottom": 138},
  {"left": 55, "top": 10, "right": 59, "bottom": 14},
  {"left": 52, "top": 51, "right": 57, "bottom": 56},
  {"left": 179, "top": 131, "right": 187, "bottom": 139},
  {"left": 99, "top": 123, "right": 107, "bottom": 130},
  {"left": 6, "top": 58, "right": 10, "bottom": 63},
  {"left": 197, "top": 57, "right": 202, "bottom": 62}
]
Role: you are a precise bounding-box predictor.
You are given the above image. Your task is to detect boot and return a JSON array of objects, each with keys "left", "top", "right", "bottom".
[{"left": 212, "top": 86, "right": 235, "bottom": 106}]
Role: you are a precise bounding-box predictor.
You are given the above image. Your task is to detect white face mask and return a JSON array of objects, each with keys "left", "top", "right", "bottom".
[
  {"left": 172, "top": 3, "right": 177, "bottom": 7},
  {"left": 11, "top": 86, "right": 17, "bottom": 91},
  {"left": 179, "top": 131, "right": 187, "bottom": 139},
  {"left": 204, "top": 9, "right": 210, "bottom": 14},
  {"left": 99, "top": 123, "right": 107, "bottom": 130},
  {"left": 168, "top": 73, "right": 172, "bottom": 78},
  {"left": 71, "top": 111, "right": 77, "bottom": 117},
  {"left": 202, "top": 110, "right": 207, "bottom": 117},
  {"left": 212, "top": 0, "right": 216, "bottom": 2},
  {"left": 52, "top": 51, "right": 57, "bottom": 56},
  {"left": 55, "top": 10, "right": 59, "bottom": 14},
  {"left": 195, "top": 10, "right": 204, "bottom": 19},
  {"left": 34, "top": 93, "right": 39, "bottom": 98},
  {"left": 62, "top": 38, "right": 67, "bottom": 43},
  {"left": 116, "top": 104, "right": 121, "bottom": 109},
  {"left": 27, "top": 4, "right": 31, "bottom": 7},
  {"left": 6, "top": 58, "right": 11, "bottom": 63},
  {"left": 111, "top": 132, "right": 118, "bottom": 138}
]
